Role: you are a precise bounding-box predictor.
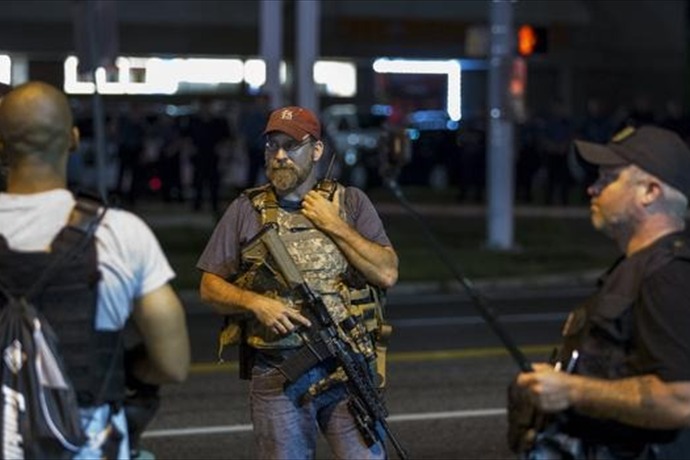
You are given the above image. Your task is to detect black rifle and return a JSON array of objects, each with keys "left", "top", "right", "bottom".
[{"left": 251, "top": 223, "right": 408, "bottom": 460}]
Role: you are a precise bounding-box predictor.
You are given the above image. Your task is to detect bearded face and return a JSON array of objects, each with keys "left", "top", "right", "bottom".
[
  {"left": 267, "top": 161, "right": 313, "bottom": 193},
  {"left": 588, "top": 166, "right": 640, "bottom": 242},
  {"left": 264, "top": 133, "right": 315, "bottom": 195}
]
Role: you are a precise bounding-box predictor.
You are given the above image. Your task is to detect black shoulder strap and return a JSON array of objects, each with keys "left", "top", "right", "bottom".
[
  {"left": 0, "top": 275, "right": 14, "bottom": 304},
  {"left": 23, "top": 194, "right": 107, "bottom": 300},
  {"left": 68, "top": 192, "right": 104, "bottom": 233}
]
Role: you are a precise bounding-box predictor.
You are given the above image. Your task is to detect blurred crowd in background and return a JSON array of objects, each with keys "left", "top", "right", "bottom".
[
  {"left": 67, "top": 93, "right": 690, "bottom": 214},
  {"left": 69, "top": 96, "right": 271, "bottom": 215}
]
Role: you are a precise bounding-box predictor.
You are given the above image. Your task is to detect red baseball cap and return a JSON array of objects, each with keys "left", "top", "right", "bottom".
[{"left": 263, "top": 106, "right": 321, "bottom": 141}]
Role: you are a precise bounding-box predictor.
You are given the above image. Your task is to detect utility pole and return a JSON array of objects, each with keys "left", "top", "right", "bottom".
[
  {"left": 295, "top": 0, "right": 320, "bottom": 113},
  {"left": 486, "top": 0, "right": 515, "bottom": 250},
  {"left": 260, "top": 0, "right": 284, "bottom": 109},
  {"left": 685, "top": 0, "right": 690, "bottom": 110},
  {"left": 73, "top": 0, "right": 118, "bottom": 203}
]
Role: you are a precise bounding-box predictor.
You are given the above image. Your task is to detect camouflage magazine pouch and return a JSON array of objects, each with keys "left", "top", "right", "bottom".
[
  {"left": 347, "top": 285, "right": 391, "bottom": 389},
  {"left": 216, "top": 228, "right": 291, "bottom": 361}
]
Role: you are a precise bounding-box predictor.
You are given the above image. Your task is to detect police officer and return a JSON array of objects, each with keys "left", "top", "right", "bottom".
[
  {"left": 516, "top": 126, "right": 690, "bottom": 459},
  {"left": 197, "top": 106, "right": 398, "bottom": 459}
]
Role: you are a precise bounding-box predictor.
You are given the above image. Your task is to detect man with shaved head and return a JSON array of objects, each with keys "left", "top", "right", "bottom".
[
  {"left": 0, "top": 81, "right": 77, "bottom": 191},
  {"left": 0, "top": 81, "right": 191, "bottom": 459}
]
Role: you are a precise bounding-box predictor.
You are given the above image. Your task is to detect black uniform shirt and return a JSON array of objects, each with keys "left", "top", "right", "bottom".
[{"left": 590, "top": 232, "right": 690, "bottom": 382}]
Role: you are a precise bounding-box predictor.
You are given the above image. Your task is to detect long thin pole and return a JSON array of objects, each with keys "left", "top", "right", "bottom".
[
  {"left": 296, "top": 0, "right": 320, "bottom": 112},
  {"left": 261, "top": 0, "right": 283, "bottom": 109},
  {"left": 384, "top": 176, "right": 531, "bottom": 372},
  {"left": 85, "top": 1, "right": 108, "bottom": 202},
  {"left": 486, "top": 0, "right": 515, "bottom": 250}
]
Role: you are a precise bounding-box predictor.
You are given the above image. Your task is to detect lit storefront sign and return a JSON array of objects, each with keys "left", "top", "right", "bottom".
[
  {"left": 372, "top": 58, "right": 462, "bottom": 121},
  {"left": 0, "top": 55, "right": 11, "bottom": 85},
  {"left": 64, "top": 56, "right": 355, "bottom": 97},
  {"left": 64, "top": 56, "right": 244, "bottom": 95}
]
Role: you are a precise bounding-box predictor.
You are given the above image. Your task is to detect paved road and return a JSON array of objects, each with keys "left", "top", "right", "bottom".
[
  {"left": 136, "top": 200, "right": 593, "bottom": 228},
  {"left": 131, "top": 197, "right": 601, "bottom": 458},
  {"left": 137, "top": 286, "right": 594, "bottom": 459}
]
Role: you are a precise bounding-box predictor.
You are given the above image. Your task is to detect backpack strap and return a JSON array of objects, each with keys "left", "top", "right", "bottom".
[
  {"left": 68, "top": 192, "right": 104, "bottom": 233},
  {"left": 25, "top": 193, "right": 107, "bottom": 300},
  {"left": 0, "top": 275, "right": 14, "bottom": 304},
  {"left": 0, "top": 193, "right": 106, "bottom": 303}
]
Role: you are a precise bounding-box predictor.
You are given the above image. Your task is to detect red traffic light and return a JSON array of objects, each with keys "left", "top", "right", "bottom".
[{"left": 517, "top": 25, "right": 547, "bottom": 56}]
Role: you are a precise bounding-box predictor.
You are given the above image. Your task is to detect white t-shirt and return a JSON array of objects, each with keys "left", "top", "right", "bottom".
[
  {"left": 0, "top": 189, "right": 176, "bottom": 458},
  {"left": 0, "top": 189, "right": 175, "bottom": 330}
]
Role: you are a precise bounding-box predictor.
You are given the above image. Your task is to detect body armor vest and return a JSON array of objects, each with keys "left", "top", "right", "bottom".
[
  {"left": 243, "top": 182, "right": 354, "bottom": 349},
  {"left": 558, "top": 234, "right": 690, "bottom": 450},
  {"left": 563, "top": 235, "right": 690, "bottom": 380},
  {"left": 0, "top": 202, "right": 124, "bottom": 406},
  {"left": 220, "top": 182, "right": 391, "bottom": 387}
]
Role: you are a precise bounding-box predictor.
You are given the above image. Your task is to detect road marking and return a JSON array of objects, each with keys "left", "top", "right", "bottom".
[
  {"left": 153, "top": 348, "right": 548, "bottom": 440},
  {"left": 386, "top": 344, "right": 555, "bottom": 362},
  {"left": 190, "top": 344, "right": 557, "bottom": 373},
  {"left": 389, "top": 408, "right": 506, "bottom": 422},
  {"left": 141, "top": 408, "right": 507, "bottom": 439},
  {"left": 143, "top": 424, "right": 253, "bottom": 438},
  {"left": 392, "top": 312, "right": 567, "bottom": 327}
]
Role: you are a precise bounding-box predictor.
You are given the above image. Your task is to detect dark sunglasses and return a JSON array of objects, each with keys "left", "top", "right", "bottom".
[
  {"left": 264, "top": 137, "right": 313, "bottom": 156},
  {"left": 592, "top": 168, "right": 624, "bottom": 190}
]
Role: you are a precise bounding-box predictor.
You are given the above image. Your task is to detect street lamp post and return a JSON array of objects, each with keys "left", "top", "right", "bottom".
[{"left": 486, "top": 0, "right": 516, "bottom": 251}]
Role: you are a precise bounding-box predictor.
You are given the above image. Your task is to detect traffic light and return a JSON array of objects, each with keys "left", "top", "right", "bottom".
[
  {"left": 517, "top": 25, "right": 547, "bottom": 56},
  {"left": 508, "top": 57, "right": 527, "bottom": 122}
]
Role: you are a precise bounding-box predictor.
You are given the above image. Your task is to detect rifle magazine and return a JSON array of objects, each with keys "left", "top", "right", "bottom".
[{"left": 276, "top": 338, "right": 331, "bottom": 383}]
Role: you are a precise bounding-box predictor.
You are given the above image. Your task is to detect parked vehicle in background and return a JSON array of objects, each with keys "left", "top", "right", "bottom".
[
  {"left": 322, "top": 104, "right": 461, "bottom": 190},
  {"left": 321, "top": 104, "right": 388, "bottom": 189}
]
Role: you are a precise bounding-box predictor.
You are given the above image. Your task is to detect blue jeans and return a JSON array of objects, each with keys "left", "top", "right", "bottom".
[
  {"left": 75, "top": 405, "right": 129, "bottom": 459},
  {"left": 249, "top": 355, "right": 386, "bottom": 460}
]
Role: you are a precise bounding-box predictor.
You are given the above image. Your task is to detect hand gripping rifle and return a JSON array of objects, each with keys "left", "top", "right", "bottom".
[{"left": 251, "top": 223, "right": 409, "bottom": 460}]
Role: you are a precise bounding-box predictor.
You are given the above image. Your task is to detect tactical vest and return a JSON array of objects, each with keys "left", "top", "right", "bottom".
[
  {"left": 0, "top": 200, "right": 125, "bottom": 406},
  {"left": 559, "top": 234, "right": 690, "bottom": 452},
  {"left": 242, "top": 181, "right": 382, "bottom": 350}
]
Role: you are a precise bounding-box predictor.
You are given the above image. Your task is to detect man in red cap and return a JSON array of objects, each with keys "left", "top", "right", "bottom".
[
  {"left": 514, "top": 125, "right": 690, "bottom": 458},
  {"left": 197, "top": 106, "right": 398, "bottom": 459}
]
